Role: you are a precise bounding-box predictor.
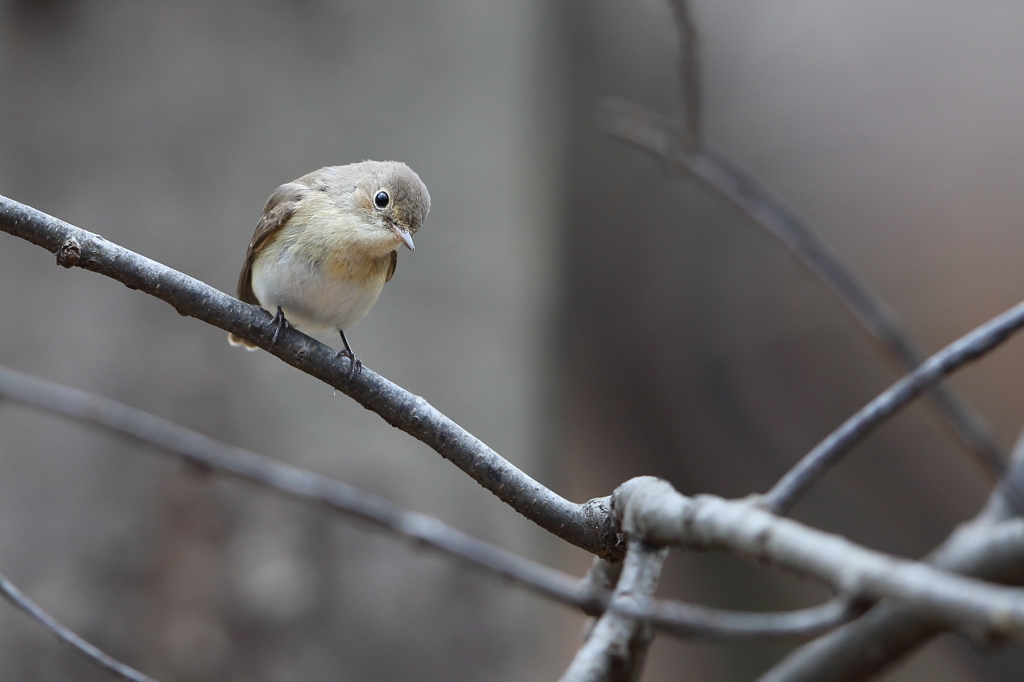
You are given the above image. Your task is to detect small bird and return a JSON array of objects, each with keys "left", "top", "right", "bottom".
[{"left": 228, "top": 161, "right": 430, "bottom": 370}]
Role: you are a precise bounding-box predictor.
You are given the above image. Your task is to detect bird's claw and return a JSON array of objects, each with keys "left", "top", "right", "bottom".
[
  {"left": 268, "top": 306, "right": 290, "bottom": 350},
  {"left": 335, "top": 347, "right": 362, "bottom": 379}
]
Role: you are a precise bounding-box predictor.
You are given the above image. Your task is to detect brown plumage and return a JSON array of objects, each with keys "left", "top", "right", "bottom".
[{"left": 228, "top": 161, "right": 430, "bottom": 352}]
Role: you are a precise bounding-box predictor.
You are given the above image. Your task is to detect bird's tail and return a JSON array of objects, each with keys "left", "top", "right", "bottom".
[{"left": 227, "top": 332, "right": 259, "bottom": 350}]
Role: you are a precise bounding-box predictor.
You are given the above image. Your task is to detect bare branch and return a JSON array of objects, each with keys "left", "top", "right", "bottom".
[
  {"left": 0, "top": 363, "right": 858, "bottom": 644},
  {"left": 756, "top": 517, "right": 1024, "bottom": 682},
  {"left": 594, "top": 97, "right": 1005, "bottom": 481},
  {"left": 560, "top": 541, "right": 667, "bottom": 682},
  {"left": 0, "top": 571, "right": 158, "bottom": 682},
  {"left": 0, "top": 364, "right": 603, "bottom": 613},
  {"left": 764, "top": 295, "right": 1024, "bottom": 515},
  {"left": 667, "top": 0, "right": 701, "bottom": 147},
  {"left": 614, "top": 477, "right": 1024, "bottom": 640},
  {"left": 648, "top": 597, "right": 861, "bottom": 640},
  {"left": 0, "top": 195, "right": 619, "bottom": 559},
  {"left": 756, "top": 429, "right": 1024, "bottom": 682}
]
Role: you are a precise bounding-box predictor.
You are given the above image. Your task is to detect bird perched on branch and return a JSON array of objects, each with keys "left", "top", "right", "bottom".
[{"left": 228, "top": 161, "right": 430, "bottom": 373}]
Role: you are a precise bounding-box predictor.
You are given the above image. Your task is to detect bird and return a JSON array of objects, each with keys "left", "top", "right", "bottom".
[{"left": 228, "top": 161, "right": 430, "bottom": 373}]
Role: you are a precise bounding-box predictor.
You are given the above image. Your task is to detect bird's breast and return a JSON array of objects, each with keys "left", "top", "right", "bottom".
[{"left": 250, "top": 237, "right": 393, "bottom": 334}]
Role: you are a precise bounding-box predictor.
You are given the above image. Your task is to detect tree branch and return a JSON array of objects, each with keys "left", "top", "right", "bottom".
[
  {"left": 0, "top": 571, "right": 158, "bottom": 682},
  {"left": 559, "top": 540, "right": 667, "bottom": 682},
  {"left": 594, "top": 96, "right": 1005, "bottom": 482},
  {"left": 647, "top": 597, "right": 862, "bottom": 640},
  {"left": 0, "top": 364, "right": 604, "bottom": 612},
  {"left": 756, "top": 428, "right": 1024, "bottom": 682},
  {"left": 614, "top": 477, "right": 1024, "bottom": 640},
  {"left": 0, "top": 194, "right": 619, "bottom": 559},
  {"left": 0, "top": 363, "right": 860, "bottom": 644},
  {"left": 764, "top": 295, "right": 1024, "bottom": 515},
  {"left": 667, "top": 0, "right": 701, "bottom": 148}
]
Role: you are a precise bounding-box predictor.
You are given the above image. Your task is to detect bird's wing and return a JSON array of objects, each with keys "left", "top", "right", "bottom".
[
  {"left": 385, "top": 249, "right": 398, "bottom": 283},
  {"left": 236, "top": 182, "right": 308, "bottom": 305}
]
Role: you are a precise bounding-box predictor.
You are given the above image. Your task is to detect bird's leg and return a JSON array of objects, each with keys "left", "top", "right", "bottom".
[
  {"left": 336, "top": 329, "right": 362, "bottom": 378},
  {"left": 267, "top": 306, "right": 290, "bottom": 350}
]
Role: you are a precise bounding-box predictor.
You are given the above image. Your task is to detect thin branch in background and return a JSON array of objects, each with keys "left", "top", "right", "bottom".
[
  {"left": 559, "top": 541, "right": 668, "bottom": 682},
  {"left": 614, "top": 477, "right": 1024, "bottom": 640},
  {"left": 0, "top": 364, "right": 595, "bottom": 613},
  {"left": 0, "top": 363, "right": 861, "bottom": 645},
  {"left": 667, "top": 0, "right": 701, "bottom": 148},
  {"left": 0, "top": 195, "right": 618, "bottom": 559},
  {"left": 595, "top": 94, "right": 1005, "bottom": 483},
  {"left": 577, "top": 556, "right": 862, "bottom": 640},
  {"left": 756, "top": 427, "right": 1024, "bottom": 682},
  {"left": 0, "top": 571, "right": 158, "bottom": 682},
  {"left": 648, "top": 597, "right": 861, "bottom": 641},
  {"left": 763, "top": 296, "right": 1024, "bottom": 515}
]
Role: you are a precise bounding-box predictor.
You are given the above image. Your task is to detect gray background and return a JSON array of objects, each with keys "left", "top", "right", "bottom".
[{"left": 2, "top": 0, "right": 1024, "bottom": 680}]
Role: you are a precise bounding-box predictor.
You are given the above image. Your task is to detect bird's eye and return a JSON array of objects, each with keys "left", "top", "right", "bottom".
[{"left": 374, "top": 191, "right": 390, "bottom": 209}]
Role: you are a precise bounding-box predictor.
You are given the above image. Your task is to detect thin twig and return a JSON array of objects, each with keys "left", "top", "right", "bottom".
[
  {"left": 614, "top": 477, "right": 1024, "bottom": 640},
  {"left": 764, "top": 296, "right": 1024, "bottom": 515},
  {"left": 0, "top": 195, "right": 619, "bottom": 559},
  {"left": 560, "top": 540, "right": 668, "bottom": 682},
  {"left": 667, "top": 0, "right": 701, "bottom": 147},
  {"left": 594, "top": 97, "right": 1005, "bottom": 482},
  {"left": 648, "top": 597, "right": 861, "bottom": 640},
  {"left": 0, "top": 571, "right": 158, "bottom": 682}
]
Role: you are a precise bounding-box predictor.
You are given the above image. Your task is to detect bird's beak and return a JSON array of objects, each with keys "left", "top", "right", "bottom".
[{"left": 390, "top": 223, "right": 416, "bottom": 251}]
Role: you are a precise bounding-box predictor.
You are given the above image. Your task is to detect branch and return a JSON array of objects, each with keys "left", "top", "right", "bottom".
[
  {"left": 764, "top": 294, "right": 1024, "bottom": 514},
  {"left": 756, "top": 518, "right": 1024, "bottom": 682},
  {"left": 0, "top": 364, "right": 602, "bottom": 612},
  {"left": 0, "top": 571, "right": 158, "bottom": 682},
  {"left": 647, "top": 597, "right": 861, "bottom": 640},
  {"left": 667, "top": 0, "right": 701, "bottom": 147},
  {"left": 0, "top": 195, "right": 618, "bottom": 559},
  {"left": 614, "top": 477, "right": 1024, "bottom": 640},
  {"left": 560, "top": 541, "right": 668, "bottom": 682},
  {"left": 594, "top": 97, "right": 1005, "bottom": 481},
  {"left": 756, "top": 429, "right": 1024, "bottom": 682},
  {"left": 0, "top": 363, "right": 856, "bottom": 643}
]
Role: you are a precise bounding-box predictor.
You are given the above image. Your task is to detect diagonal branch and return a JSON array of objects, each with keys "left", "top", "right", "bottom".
[
  {"left": 559, "top": 540, "right": 668, "bottom": 682},
  {"left": 0, "top": 194, "right": 619, "bottom": 559},
  {"left": 763, "top": 296, "right": 1024, "bottom": 515},
  {"left": 0, "top": 571, "right": 158, "bottom": 682},
  {"left": 594, "top": 97, "right": 1005, "bottom": 482}
]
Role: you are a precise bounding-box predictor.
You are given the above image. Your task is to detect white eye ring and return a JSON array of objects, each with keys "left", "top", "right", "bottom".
[{"left": 374, "top": 190, "right": 390, "bottom": 209}]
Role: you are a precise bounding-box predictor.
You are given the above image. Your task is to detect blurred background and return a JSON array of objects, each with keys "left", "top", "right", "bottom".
[{"left": 2, "top": 0, "right": 1024, "bottom": 680}]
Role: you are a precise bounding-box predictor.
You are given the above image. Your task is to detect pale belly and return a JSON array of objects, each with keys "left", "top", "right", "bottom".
[{"left": 250, "top": 248, "right": 387, "bottom": 334}]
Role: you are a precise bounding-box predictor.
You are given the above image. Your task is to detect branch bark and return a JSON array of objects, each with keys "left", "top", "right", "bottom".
[{"left": 559, "top": 541, "right": 667, "bottom": 682}]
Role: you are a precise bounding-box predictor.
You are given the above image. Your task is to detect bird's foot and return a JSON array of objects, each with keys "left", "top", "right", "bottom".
[
  {"left": 335, "top": 347, "right": 362, "bottom": 379},
  {"left": 268, "top": 306, "right": 290, "bottom": 350}
]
